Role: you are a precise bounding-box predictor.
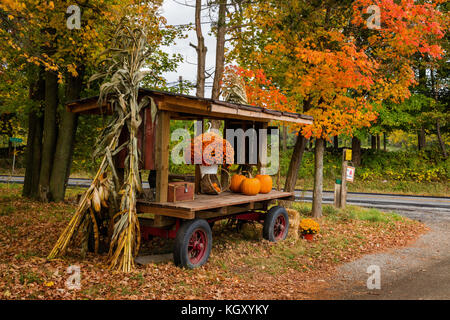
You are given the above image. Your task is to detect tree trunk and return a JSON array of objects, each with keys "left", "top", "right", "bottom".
[
  {"left": 23, "top": 67, "right": 45, "bottom": 199},
  {"left": 211, "top": 0, "right": 227, "bottom": 100},
  {"left": 333, "top": 135, "right": 338, "bottom": 150},
  {"left": 23, "top": 110, "right": 37, "bottom": 198},
  {"left": 376, "top": 134, "right": 381, "bottom": 150},
  {"left": 23, "top": 67, "right": 45, "bottom": 198},
  {"left": 284, "top": 133, "right": 307, "bottom": 192},
  {"left": 284, "top": 99, "right": 311, "bottom": 192},
  {"left": 191, "top": 0, "right": 207, "bottom": 98},
  {"left": 38, "top": 70, "right": 58, "bottom": 202},
  {"left": 30, "top": 116, "right": 44, "bottom": 199},
  {"left": 312, "top": 138, "right": 324, "bottom": 218},
  {"left": 49, "top": 68, "right": 84, "bottom": 201},
  {"left": 371, "top": 135, "right": 376, "bottom": 150},
  {"left": 418, "top": 127, "right": 426, "bottom": 150},
  {"left": 210, "top": 0, "right": 227, "bottom": 129},
  {"left": 351, "top": 136, "right": 361, "bottom": 166},
  {"left": 436, "top": 119, "right": 448, "bottom": 158}
]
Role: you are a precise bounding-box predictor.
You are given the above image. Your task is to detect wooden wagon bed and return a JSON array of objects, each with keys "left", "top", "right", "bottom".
[{"left": 137, "top": 190, "right": 294, "bottom": 220}]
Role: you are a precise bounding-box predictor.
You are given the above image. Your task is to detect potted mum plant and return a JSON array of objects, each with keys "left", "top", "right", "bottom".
[{"left": 299, "top": 218, "right": 320, "bottom": 241}]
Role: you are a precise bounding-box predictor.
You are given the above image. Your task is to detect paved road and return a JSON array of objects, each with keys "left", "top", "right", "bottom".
[
  {"left": 1, "top": 175, "right": 449, "bottom": 213},
  {"left": 294, "top": 190, "right": 450, "bottom": 213}
]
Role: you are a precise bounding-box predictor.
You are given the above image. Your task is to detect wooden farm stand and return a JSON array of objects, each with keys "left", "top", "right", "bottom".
[{"left": 67, "top": 89, "right": 313, "bottom": 268}]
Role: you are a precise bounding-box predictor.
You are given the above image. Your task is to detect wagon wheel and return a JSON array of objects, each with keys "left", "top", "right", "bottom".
[
  {"left": 263, "top": 206, "right": 289, "bottom": 242},
  {"left": 173, "top": 219, "right": 212, "bottom": 269}
]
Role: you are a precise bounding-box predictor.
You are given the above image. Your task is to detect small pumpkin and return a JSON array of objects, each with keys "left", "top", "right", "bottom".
[
  {"left": 240, "top": 177, "right": 261, "bottom": 196},
  {"left": 255, "top": 174, "right": 272, "bottom": 193},
  {"left": 212, "top": 183, "right": 221, "bottom": 193},
  {"left": 230, "top": 174, "right": 246, "bottom": 193}
]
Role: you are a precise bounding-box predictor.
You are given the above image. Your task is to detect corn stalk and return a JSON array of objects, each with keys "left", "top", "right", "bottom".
[
  {"left": 48, "top": 18, "right": 154, "bottom": 272},
  {"left": 221, "top": 71, "right": 248, "bottom": 104}
]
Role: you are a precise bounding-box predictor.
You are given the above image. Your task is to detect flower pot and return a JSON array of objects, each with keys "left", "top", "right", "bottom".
[{"left": 302, "top": 233, "right": 314, "bottom": 241}]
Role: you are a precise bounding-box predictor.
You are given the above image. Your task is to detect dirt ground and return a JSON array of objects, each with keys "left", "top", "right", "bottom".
[{"left": 313, "top": 209, "right": 450, "bottom": 300}]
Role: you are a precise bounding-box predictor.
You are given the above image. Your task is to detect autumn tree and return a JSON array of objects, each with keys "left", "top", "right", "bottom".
[
  {"left": 227, "top": 0, "right": 446, "bottom": 216},
  {"left": 0, "top": 0, "right": 183, "bottom": 201}
]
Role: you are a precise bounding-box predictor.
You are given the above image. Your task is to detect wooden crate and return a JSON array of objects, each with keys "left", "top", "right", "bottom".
[{"left": 167, "top": 182, "right": 195, "bottom": 202}]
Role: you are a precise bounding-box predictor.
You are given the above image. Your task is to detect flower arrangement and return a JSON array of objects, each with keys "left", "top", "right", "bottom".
[
  {"left": 299, "top": 218, "right": 320, "bottom": 235},
  {"left": 185, "top": 131, "right": 234, "bottom": 166}
]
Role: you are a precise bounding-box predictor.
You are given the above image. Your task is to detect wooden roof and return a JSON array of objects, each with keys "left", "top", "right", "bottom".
[{"left": 66, "top": 88, "right": 313, "bottom": 125}]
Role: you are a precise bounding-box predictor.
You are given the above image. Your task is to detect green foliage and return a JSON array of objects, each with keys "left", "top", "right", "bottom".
[{"left": 279, "top": 147, "right": 449, "bottom": 183}]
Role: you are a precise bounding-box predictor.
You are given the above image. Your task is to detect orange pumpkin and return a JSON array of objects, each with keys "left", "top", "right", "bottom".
[
  {"left": 230, "top": 174, "right": 246, "bottom": 193},
  {"left": 255, "top": 174, "right": 272, "bottom": 193},
  {"left": 240, "top": 178, "right": 261, "bottom": 196}
]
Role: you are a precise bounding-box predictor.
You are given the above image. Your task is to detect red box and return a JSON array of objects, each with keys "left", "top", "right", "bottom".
[{"left": 167, "top": 182, "right": 195, "bottom": 202}]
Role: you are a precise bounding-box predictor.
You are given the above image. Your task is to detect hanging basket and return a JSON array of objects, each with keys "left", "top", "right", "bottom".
[{"left": 200, "top": 168, "right": 231, "bottom": 195}]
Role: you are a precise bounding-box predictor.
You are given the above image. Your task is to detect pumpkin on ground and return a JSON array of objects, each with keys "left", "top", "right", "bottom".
[
  {"left": 230, "top": 174, "right": 246, "bottom": 193},
  {"left": 255, "top": 174, "right": 272, "bottom": 193},
  {"left": 240, "top": 177, "right": 261, "bottom": 196}
]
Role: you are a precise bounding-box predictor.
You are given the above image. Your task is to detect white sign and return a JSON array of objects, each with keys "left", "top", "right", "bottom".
[{"left": 346, "top": 166, "right": 355, "bottom": 182}]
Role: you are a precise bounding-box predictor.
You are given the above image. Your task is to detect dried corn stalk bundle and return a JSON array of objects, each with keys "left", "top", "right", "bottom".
[
  {"left": 221, "top": 71, "right": 248, "bottom": 105},
  {"left": 48, "top": 19, "right": 154, "bottom": 272}
]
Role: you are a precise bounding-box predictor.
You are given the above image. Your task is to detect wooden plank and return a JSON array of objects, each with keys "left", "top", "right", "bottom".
[
  {"left": 195, "top": 165, "right": 201, "bottom": 194},
  {"left": 162, "top": 95, "right": 209, "bottom": 111},
  {"left": 155, "top": 109, "right": 170, "bottom": 202},
  {"left": 137, "top": 204, "right": 195, "bottom": 219},
  {"left": 138, "top": 214, "right": 178, "bottom": 228},
  {"left": 67, "top": 100, "right": 111, "bottom": 114},
  {"left": 196, "top": 203, "right": 260, "bottom": 219},
  {"left": 159, "top": 103, "right": 273, "bottom": 124},
  {"left": 210, "top": 104, "right": 312, "bottom": 124},
  {"left": 139, "top": 191, "right": 293, "bottom": 213}
]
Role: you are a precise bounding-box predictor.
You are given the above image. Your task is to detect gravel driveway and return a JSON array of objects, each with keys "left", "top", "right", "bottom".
[{"left": 315, "top": 208, "right": 450, "bottom": 300}]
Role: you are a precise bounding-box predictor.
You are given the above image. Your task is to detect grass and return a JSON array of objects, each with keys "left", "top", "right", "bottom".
[
  {"left": 19, "top": 271, "right": 43, "bottom": 285},
  {"left": 287, "top": 177, "right": 450, "bottom": 197}
]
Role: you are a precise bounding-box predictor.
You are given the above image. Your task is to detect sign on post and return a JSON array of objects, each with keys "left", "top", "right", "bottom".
[
  {"left": 9, "top": 137, "right": 23, "bottom": 175},
  {"left": 9, "top": 137, "right": 23, "bottom": 143},
  {"left": 345, "top": 149, "right": 352, "bottom": 161},
  {"left": 346, "top": 166, "right": 355, "bottom": 182}
]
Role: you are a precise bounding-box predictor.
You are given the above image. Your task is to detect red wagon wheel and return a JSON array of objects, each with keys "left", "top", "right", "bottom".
[
  {"left": 174, "top": 219, "right": 212, "bottom": 269},
  {"left": 273, "top": 214, "right": 287, "bottom": 241},
  {"left": 263, "top": 206, "right": 289, "bottom": 242},
  {"left": 187, "top": 229, "right": 208, "bottom": 265}
]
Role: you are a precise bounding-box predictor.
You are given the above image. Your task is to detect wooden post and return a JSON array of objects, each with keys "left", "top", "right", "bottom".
[
  {"left": 155, "top": 110, "right": 170, "bottom": 202},
  {"left": 194, "top": 119, "right": 203, "bottom": 194},
  {"left": 340, "top": 149, "right": 348, "bottom": 208},
  {"left": 258, "top": 122, "right": 268, "bottom": 174},
  {"left": 333, "top": 179, "right": 341, "bottom": 208}
]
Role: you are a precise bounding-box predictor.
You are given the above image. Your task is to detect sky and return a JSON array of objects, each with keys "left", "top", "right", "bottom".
[{"left": 160, "top": 0, "right": 219, "bottom": 97}]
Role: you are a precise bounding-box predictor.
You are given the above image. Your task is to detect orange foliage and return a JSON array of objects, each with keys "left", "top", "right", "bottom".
[
  {"left": 222, "top": 65, "right": 295, "bottom": 113},
  {"left": 226, "top": 0, "right": 446, "bottom": 141}
]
